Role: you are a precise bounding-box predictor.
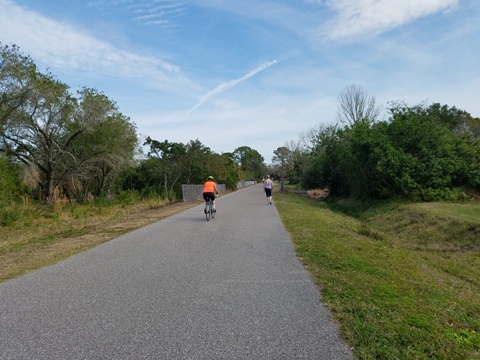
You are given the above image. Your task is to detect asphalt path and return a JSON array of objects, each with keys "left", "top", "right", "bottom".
[{"left": 0, "top": 184, "right": 353, "bottom": 359}]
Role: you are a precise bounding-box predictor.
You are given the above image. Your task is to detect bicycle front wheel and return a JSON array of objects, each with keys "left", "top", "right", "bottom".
[{"left": 211, "top": 207, "right": 215, "bottom": 219}]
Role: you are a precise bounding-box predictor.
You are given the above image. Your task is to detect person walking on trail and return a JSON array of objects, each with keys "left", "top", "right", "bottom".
[
  {"left": 264, "top": 175, "right": 273, "bottom": 205},
  {"left": 202, "top": 176, "right": 219, "bottom": 213}
]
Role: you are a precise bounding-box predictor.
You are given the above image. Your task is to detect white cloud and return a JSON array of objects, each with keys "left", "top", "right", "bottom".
[
  {"left": 133, "top": 74, "right": 335, "bottom": 161},
  {"left": 130, "top": 1, "right": 187, "bottom": 28},
  {"left": 326, "top": 0, "right": 458, "bottom": 39},
  {"left": 0, "top": 0, "right": 187, "bottom": 87},
  {"left": 88, "top": 0, "right": 187, "bottom": 29},
  {"left": 188, "top": 60, "right": 278, "bottom": 113}
]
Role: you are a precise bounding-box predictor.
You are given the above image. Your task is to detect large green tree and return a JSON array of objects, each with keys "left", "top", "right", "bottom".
[
  {"left": 208, "top": 152, "right": 240, "bottom": 189},
  {"left": 0, "top": 44, "right": 138, "bottom": 203},
  {"left": 0, "top": 44, "right": 36, "bottom": 126},
  {"left": 66, "top": 89, "right": 138, "bottom": 202},
  {"left": 232, "top": 146, "right": 265, "bottom": 180},
  {"left": 272, "top": 146, "right": 290, "bottom": 181},
  {"left": 138, "top": 138, "right": 240, "bottom": 199},
  {"left": 184, "top": 139, "right": 213, "bottom": 184},
  {"left": 144, "top": 138, "right": 187, "bottom": 200}
]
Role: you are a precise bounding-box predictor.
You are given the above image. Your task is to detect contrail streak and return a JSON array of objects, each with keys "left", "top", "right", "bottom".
[{"left": 188, "top": 60, "right": 277, "bottom": 113}]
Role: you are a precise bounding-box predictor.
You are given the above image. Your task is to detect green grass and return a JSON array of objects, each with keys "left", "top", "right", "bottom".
[{"left": 275, "top": 190, "right": 480, "bottom": 359}]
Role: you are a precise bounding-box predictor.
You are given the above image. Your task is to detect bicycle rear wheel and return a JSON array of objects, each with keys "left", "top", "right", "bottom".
[{"left": 206, "top": 202, "right": 211, "bottom": 221}]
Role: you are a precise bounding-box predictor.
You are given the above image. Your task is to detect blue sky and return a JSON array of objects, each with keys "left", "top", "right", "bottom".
[{"left": 1, "top": 0, "right": 479, "bottom": 163}]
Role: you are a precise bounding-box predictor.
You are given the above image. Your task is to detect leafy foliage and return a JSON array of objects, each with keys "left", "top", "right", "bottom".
[
  {"left": 129, "top": 137, "right": 241, "bottom": 199},
  {"left": 301, "top": 102, "right": 480, "bottom": 201},
  {"left": 0, "top": 43, "right": 138, "bottom": 203},
  {"left": 0, "top": 155, "right": 24, "bottom": 204},
  {"left": 233, "top": 146, "right": 266, "bottom": 180}
]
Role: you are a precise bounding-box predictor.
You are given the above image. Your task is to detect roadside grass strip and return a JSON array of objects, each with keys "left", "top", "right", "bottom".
[{"left": 275, "top": 191, "right": 480, "bottom": 359}]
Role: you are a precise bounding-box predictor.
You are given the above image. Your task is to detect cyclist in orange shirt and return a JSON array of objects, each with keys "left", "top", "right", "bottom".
[{"left": 202, "top": 176, "right": 219, "bottom": 213}]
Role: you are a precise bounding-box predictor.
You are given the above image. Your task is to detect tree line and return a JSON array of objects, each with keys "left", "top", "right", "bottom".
[
  {"left": 130, "top": 139, "right": 265, "bottom": 200},
  {"left": 2, "top": 43, "right": 479, "bottom": 206},
  {"left": 271, "top": 85, "right": 480, "bottom": 201},
  {"left": 0, "top": 43, "right": 266, "bottom": 205}
]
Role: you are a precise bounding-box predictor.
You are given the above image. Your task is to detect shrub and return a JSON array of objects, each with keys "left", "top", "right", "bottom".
[
  {"left": 0, "top": 206, "right": 20, "bottom": 226},
  {"left": 116, "top": 190, "right": 140, "bottom": 207}
]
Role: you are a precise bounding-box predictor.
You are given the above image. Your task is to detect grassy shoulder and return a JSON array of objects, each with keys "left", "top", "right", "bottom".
[
  {"left": 0, "top": 198, "right": 199, "bottom": 282},
  {"left": 274, "top": 189, "right": 480, "bottom": 359}
]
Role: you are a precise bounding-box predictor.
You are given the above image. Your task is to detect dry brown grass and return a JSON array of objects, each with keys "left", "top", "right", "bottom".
[
  {"left": 306, "top": 188, "right": 330, "bottom": 200},
  {"left": 0, "top": 200, "right": 199, "bottom": 282}
]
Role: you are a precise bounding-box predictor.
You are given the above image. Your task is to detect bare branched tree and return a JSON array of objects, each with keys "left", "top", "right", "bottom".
[{"left": 336, "top": 84, "right": 382, "bottom": 126}]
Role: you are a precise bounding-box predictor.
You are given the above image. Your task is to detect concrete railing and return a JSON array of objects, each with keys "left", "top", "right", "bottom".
[
  {"left": 237, "top": 181, "right": 256, "bottom": 189},
  {"left": 182, "top": 181, "right": 257, "bottom": 202},
  {"left": 182, "top": 184, "right": 227, "bottom": 202}
]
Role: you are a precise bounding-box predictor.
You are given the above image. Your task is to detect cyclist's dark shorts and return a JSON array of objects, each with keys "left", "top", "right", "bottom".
[
  {"left": 265, "top": 188, "right": 272, "bottom": 197},
  {"left": 203, "top": 192, "right": 215, "bottom": 202}
]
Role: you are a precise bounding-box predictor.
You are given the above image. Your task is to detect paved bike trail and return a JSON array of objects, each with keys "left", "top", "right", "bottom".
[{"left": 0, "top": 184, "right": 353, "bottom": 359}]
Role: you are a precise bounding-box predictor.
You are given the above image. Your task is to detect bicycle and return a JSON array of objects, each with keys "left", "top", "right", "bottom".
[{"left": 205, "top": 197, "right": 216, "bottom": 221}]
